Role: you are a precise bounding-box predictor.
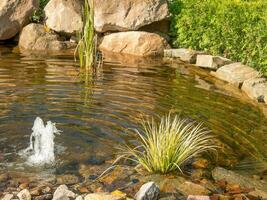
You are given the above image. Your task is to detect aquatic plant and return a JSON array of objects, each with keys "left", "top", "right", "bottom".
[
  {"left": 119, "top": 114, "right": 217, "bottom": 173},
  {"left": 76, "top": 0, "right": 98, "bottom": 71}
]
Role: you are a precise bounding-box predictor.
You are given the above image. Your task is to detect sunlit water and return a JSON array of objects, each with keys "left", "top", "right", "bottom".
[{"left": 0, "top": 46, "right": 267, "bottom": 176}]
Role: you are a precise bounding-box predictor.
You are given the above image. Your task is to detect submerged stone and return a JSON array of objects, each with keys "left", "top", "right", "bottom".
[{"left": 212, "top": 167, "right": 267, "bottom": 192}]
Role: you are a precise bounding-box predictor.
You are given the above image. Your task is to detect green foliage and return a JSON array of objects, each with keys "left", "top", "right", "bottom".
[
  {"left": 119, "top": 114, "right": 217, "bottom": 174},
  {"left": 30, "top": 0, "right": 50, "bottom": 23},
  {"left": 169, "top": 0, "right": 267, "bottom": 75},
  {"left": 76, "top": 0, "right": 96, "bottom": 71}
]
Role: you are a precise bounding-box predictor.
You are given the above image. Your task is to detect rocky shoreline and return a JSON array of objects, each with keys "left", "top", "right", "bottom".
[{"left": 1, "top": 157, "right": 267, "bottom": 200}]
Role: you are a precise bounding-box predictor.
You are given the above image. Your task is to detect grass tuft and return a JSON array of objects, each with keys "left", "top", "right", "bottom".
[
  {"left": 119, "top": 114, "right": 217, "bottom": 174},
  {"left": 76, "top": 0, "right": 97, "bottom": 71}
]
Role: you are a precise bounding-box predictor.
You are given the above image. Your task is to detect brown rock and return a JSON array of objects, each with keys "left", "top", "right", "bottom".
[
  {"left": 19, "top": 23, "right": 75, "bottom": 51},
  {"left": 196, "top": 55, "right": 232, "bottom": 70},
  {"left": 0, "top": 173, "right": 10, "bottom": 182},
  {"left": 241, "top": 78, "right": 267, "bottom": 103},
  {"left": 0, "top": 0, "right": 39, "bottom": 40},
  {"left": 19, "top": 182, "right": 29, "bottom": 190},
  {"left": 164, "top": 48, "right": 206, "bottom": 64},
  {"left": 44, "top": 0, "right": 83, "bottom": 35},
  {"left": 193, "top": 159, "right": 209, "bottom": 169},
  {"left": 248, "top": 189, "right": 267, "bottom": 200},
  {"left": 99, "top": 31, "right": 169, "bottom": 57},
  {"left": 78, "top": 186, "right": 89, "bottom": 194},
  {"left": 94, "top": 0, "right": 169, "bottom": 32},
  {"left": 56, "top": 174, "right": 79, "bottom": 185},
  {"left": 211, "top": 63, "right": 260, "bottom": 87},
  {"left": 212, "top": 167, "right": 267, "bottom": 192}
]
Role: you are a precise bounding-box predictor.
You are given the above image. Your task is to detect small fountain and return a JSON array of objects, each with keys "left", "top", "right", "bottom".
[{"left": 21, "top": 117, "right": 61, "bottom": 166}]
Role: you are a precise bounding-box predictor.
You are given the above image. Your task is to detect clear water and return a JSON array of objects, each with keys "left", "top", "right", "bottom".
[{"left": 0, "top": 46, "right": 267, "bottom": 175}]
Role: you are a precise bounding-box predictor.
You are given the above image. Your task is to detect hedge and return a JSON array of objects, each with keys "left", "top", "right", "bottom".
[{"left": 169, "top": 0, "right": 267, "bottom": 75}]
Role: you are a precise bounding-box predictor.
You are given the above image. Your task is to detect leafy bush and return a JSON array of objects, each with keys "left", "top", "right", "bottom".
[
  {"left": 169, "top": 0, "right": 267, "bottom": 75},
  {"left": 31, "top": 0, "right": 50, "bottom": 23},
  {"left": 119, "top": 114, "right": 217, "bottom": 174}
]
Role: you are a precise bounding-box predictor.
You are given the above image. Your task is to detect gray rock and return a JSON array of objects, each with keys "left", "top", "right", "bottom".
[
  {"left": 211, "top": 62, "right": 260, "bottom": 87},
  {"left": 212, "top": 167, "right": 267, "bottom": 192},
  {"left": 0, "top": 0, "right": 39, "bottom": 40},
  {"left": 135, "top": 182, "right": 160, "bottom": 200},
  {"left": 19, "top": 23, "right": 76, "bottom": 51},
  {"left": 241, "top": 78, "right": 267, "bottom": 103},
  {"left": 196, "top": 55, "right": 232, "bottom": 69},
  {"left": 94, "top": 0, "right": 169, "bottom": 33},
  {"left": 99, "top": 31, "right": 170, "bottom": 57},
  {"left": 2, "top": 193, "right": 14, "bottom": 200},
  {"left": 248, "top": 189, "right": 267, "bottom": 200},
  {"left": 17, "top": 189, "right": 31, "bottom": 200},
  {"left": 53, "top": 185, "right": 76, "bottom": 200},
  {"left": 187, "top": 195, "right": 210, "bottom": 200},
  {"left": 164, "top": 49, "right": 206, "bottom": 64},
  {"left": 44, "top": 0, "right": 83, "bottom": 35}
]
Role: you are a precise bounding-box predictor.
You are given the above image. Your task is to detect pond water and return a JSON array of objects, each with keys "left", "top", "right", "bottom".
[{"left": 0, "top": 46, "right": 267, "bottom": 177}]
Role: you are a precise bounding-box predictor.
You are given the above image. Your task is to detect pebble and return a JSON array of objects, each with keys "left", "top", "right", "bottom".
[{"left": 17, "top": 189, "right": 31, "bottom": 200}]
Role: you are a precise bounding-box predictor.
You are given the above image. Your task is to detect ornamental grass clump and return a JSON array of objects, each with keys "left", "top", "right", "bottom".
[{"left": 120, "top": 114, "right": 217, "bottom": 174}]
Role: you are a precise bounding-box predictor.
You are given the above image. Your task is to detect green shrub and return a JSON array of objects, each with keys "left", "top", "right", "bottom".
[
  {"left": 31, "top": 0, "right": 50, "bottom": 23},
  {"left": 169, "top": 0, "right": 267, "bottom": 75},
  {"left": 119, "top": 114, "right": 217, "bottom": 174}
]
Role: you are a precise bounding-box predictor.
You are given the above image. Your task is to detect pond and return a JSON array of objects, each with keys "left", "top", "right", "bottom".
[{"left": 0, "top": 46, "right": 267, "bottom": 179}]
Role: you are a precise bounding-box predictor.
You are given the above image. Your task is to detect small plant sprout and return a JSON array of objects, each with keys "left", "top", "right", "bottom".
[{"left": 119, "top": 114, "right": 217, "bottom": 174}]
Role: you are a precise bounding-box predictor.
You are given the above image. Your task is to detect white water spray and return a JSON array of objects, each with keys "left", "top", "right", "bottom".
[{"left": 22, "top": 117, "right": 61, "bottom": 165}]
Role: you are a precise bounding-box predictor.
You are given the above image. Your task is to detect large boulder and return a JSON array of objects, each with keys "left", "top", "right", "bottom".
[
  {"left": 19, "top": 23, "right": 76, "bottom": 51},
  {"left": 0, "top": 0, "right": 39, "bottom": 40},
  {"left": 94, "top": 0, "right": 169, "bottom": 33},
  {"left": 44, "top": 0, "right": 83, "bottom": 35},
  {"left": 99, "top": 31, "right": 169, "bottom": 57}
]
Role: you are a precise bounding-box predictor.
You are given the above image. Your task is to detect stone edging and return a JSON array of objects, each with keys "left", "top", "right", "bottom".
[{"left": 164, "top": 48, "right": 267, "bottom": 107}]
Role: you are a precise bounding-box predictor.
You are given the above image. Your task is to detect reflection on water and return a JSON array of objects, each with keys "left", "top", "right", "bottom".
[{"left": 0, "top": 46, "right": 267, "bottom": 175}]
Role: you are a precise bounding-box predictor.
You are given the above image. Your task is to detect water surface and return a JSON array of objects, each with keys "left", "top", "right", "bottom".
[{"left": 0, "top": 46, "right": 267, "bottom": 175}]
